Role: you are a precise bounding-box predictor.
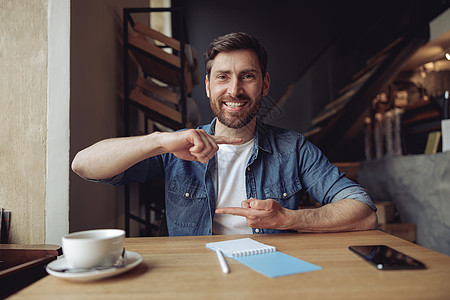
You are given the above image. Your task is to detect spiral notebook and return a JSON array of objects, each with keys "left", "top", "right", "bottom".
[
  {"left": 206, "top": 238, "right": 321, "bottom": 278},
  {"left": 206, "top": 238, "right": 276, "bottom": 257}
]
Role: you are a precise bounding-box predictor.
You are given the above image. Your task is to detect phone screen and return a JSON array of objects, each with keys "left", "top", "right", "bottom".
[{"left": 349, "top": 245, "right": 426, "bottom": 270}]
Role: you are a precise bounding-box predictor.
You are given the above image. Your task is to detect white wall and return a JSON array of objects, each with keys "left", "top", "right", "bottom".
[{"left": 46, "top": 0, "right": 70, "bottom": 245}]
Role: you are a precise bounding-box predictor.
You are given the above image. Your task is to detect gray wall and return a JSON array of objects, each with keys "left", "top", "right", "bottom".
[{"left": 358, "top": 152, "right": 450, "bottom": 256}]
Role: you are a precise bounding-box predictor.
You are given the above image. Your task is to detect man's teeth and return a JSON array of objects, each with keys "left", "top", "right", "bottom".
[{"left": 225, "top": 102, "right": 245, "bottom": 108}]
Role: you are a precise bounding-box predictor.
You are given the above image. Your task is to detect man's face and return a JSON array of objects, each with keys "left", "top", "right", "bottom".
[{"left": 205, "top": 49, "right": 270, "bottom": 129}]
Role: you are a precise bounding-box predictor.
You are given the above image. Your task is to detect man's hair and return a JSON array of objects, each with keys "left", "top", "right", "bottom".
[{"left": 204, "top": 32, "right": 268, "bottom": 78}]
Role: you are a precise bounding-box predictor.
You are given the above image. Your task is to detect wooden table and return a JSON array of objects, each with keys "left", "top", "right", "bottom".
[{"left": 10, "top": 230, "right": 450, "bottom": 299}]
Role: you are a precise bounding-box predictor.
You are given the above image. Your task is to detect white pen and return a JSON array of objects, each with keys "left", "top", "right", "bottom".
[{"left": 215, "top": 249, "right": 229, "bottom": 274}]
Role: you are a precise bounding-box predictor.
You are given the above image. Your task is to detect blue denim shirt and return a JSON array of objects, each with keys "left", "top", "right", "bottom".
[{"left": 105, "top": 119, "right": 375, "bottom": 236}]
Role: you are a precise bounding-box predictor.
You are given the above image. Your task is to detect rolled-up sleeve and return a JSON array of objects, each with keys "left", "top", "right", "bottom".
[{"left": 330, "top": 185, "right": 377, "bottom": 211}]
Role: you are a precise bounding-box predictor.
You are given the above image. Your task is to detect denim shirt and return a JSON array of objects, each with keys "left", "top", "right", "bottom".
[{"left": 105, "top": 119, "right": 375, "bottom": 236}]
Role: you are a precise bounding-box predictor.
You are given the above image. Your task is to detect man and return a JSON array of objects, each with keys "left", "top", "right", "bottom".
[{"left": 72, "top": 32, "right": 377, "bottom": 236}]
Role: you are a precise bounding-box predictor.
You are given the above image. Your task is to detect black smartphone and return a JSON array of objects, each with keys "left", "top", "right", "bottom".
[{"left": 349, "top": 245, "right": 426, "bottom": 270}]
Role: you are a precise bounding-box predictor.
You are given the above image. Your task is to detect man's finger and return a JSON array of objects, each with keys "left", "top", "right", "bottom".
[
  {"left": 213, "top": 136, "right": 243, "bottom": 145},
  {"left": 215, "top": 207, "right": 251, "bottom": 217},
  {"left": 247, "top": 199, "right": 272, "bottom": 210},
  {"left": 190, "top": 130, "right": 215, "bottom": 153},
  {"left": 187, "top": 131, "right": 206, "bottom": 153},
  {"left": 241, "top": 200, "right": 251, "bottom": 208}
]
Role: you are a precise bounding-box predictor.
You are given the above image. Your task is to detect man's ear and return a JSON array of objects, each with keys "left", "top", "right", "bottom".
[
  {"left": 262, "top": 72, "right": 271, "bottom": 96},
  {"left": 205, "top": 75, "right": 210, "bottom": 98}
]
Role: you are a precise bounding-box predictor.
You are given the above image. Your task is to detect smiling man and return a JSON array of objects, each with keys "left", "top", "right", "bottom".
[
  {"left": 72, "top": 32, "right": 377, "bottom": 236},
  {"left": 206, "top": 48, "right": 269, "bottom": 134}
]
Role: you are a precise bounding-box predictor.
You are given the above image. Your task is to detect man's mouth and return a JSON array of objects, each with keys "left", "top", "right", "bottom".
[{"left": 224, "top": 101, "right": 246, "bottom": 108}]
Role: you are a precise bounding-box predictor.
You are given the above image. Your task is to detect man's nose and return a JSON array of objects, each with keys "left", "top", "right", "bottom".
[{"left": 228, "top": 77, "right": 242, "bottom": 98}]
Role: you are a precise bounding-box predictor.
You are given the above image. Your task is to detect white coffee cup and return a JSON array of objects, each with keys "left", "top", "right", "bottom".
[{"left": 62, "top": 229, "right": 125, "bottom": 269}]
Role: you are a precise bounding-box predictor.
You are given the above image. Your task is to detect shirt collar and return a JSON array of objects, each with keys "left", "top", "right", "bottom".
[{"left": 254, "top": 120, "right": 272, "bottom": 154}]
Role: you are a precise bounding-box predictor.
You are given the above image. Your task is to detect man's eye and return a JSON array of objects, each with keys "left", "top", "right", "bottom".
[
  {"left": 243, "top": 74, "right": 255, "bottom": 79},
  {"left": 217, "top": 75, "right": 227, "bottom": 80}
]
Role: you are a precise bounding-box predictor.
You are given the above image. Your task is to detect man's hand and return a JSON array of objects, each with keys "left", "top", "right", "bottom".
[
  {"left": 215, "top": 198, "right": 291, "bottom": 230},
  {"left": 159, "top": 129, "right": 242, "bottom": 164},
  {"left": 215, "top": 198, "right": 377, "bottom": 232},
  {"left": 72, "top": 128, "right": 243, "bottom": 180}
]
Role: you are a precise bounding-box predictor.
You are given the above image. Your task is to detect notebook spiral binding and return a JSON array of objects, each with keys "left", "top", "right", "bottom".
[{"left": 231, "top": 246, "right": 276, "bottom": 257}]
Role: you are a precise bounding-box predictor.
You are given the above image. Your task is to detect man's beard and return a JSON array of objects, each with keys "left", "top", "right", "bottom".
[{"left": 210, "top": 92, "right": 262, "bottom": 129}]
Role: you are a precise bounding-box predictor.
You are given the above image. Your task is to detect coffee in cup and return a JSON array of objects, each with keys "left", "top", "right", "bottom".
[{"left": 62, "top": 229, "right": 125, "bottom": 269}]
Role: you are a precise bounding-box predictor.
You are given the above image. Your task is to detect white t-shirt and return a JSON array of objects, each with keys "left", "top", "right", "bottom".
[{"left": 212, "top": 138, "right": 255, "bottom": 235}]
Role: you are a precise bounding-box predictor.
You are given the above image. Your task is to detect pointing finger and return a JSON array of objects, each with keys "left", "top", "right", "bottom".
[
  {"left": 215, "top": 207, "right": 251, "bottom": 217},
  {"left": 212, "top": 136, "right": 243, "bottom": 145}
]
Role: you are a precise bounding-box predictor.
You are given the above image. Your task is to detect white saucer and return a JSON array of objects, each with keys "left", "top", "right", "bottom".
[{"left": 46, "top": 251, "right": 143, "bottom": 282}]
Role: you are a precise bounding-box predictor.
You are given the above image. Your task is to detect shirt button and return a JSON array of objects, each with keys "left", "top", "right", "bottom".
[
  {"left": 283, "top": 192, "right": 288, "bottom": 197},
  {"left": 185, "top": 192, "right": 190, "bottom": 197},
  {"left": 255, "top": 228, "right": 260, "bottom": 233},
  {"left": 247, "top": 167, "right": 251, "bottom": 172}
]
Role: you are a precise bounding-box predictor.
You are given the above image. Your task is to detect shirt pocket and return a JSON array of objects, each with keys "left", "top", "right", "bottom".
[
  {"left": 263, "top": 178, "right": 302, "bottom": 209},
  {"left": 166, "top": 178, "right": 208, "bottom": 227}
]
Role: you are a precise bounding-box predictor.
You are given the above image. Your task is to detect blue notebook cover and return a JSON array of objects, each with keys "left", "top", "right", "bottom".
[
  {"left": 206, "top": 238, "right": 321, "bottom": 278},
  {"left": 233, "top": 251, "right": 322, "bottom": 278}
]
